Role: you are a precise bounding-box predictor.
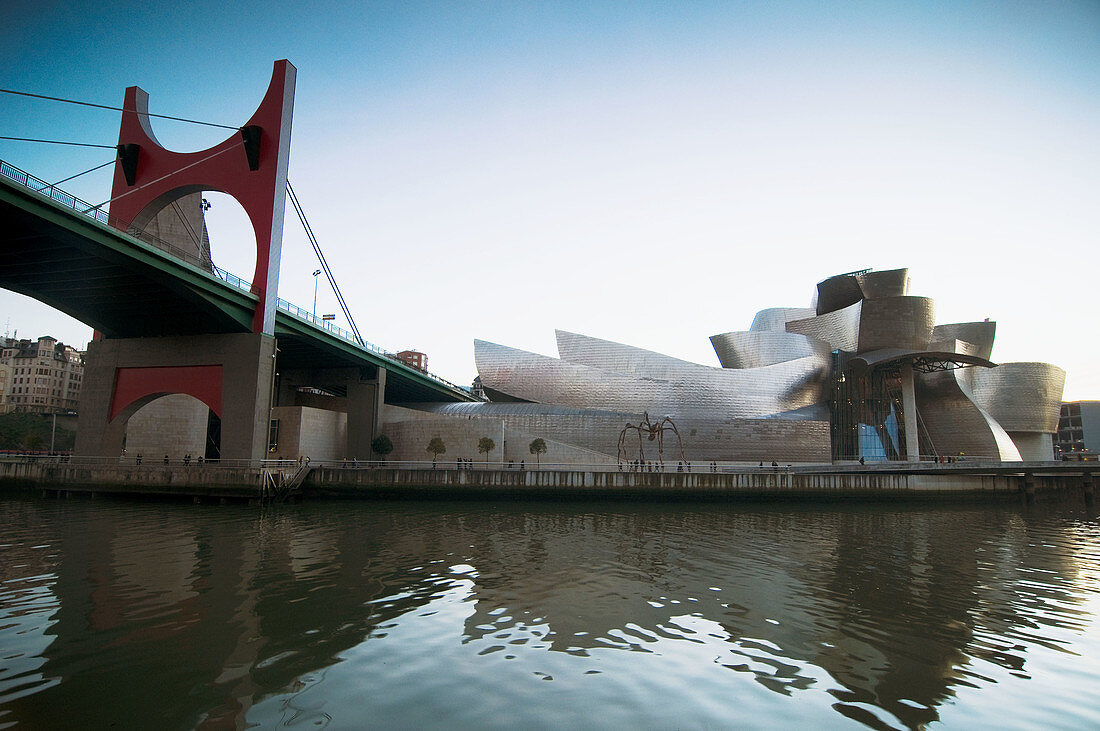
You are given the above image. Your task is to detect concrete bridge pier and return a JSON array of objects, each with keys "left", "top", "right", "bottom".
[
  {"left": 273, "top": 364, "right": 387, "bottom": 461},
  {"left": 75, "top": 333, "right": 276, "bottom": 462},
  {"left": 347, "top": 366, "right": 385, "bottom": 460}
]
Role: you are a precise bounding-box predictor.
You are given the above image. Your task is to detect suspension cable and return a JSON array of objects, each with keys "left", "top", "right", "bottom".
[
  {"left": 0, "top": 88, "right": 238, "bottom": 130},
  {"left": 82, "top": 140, "right": 244, "bottom": 214},
  {"left": 0, "top": 135, "right": 116, "bottom": 149},
  {"left": 49, "top": 159, "right": 116, "bottom": 188},
  {"left": 286, "top": 181, "right": 365, "bottom": 347}
]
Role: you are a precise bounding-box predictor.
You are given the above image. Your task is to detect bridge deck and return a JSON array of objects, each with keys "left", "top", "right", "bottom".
[{"left": 0, "top": 163, "right": 473, "bottom": 404}]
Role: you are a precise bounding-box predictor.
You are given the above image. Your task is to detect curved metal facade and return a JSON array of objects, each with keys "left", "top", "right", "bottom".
[
  {"left": 785, "top": 301, "right": 862, "bottom": 352},
  {"left": 749, "top": 307, "right": 816, "bottom": 333},
  {"left": 475, "top": 339, "right": 828, "bottom": 420},
  {"left": 432, "top": 267, "right": 1065, "bottom": 465},
  {"left": 856, "top": 268, "right": 910, "bottom": 300},
  {"left": 710, "top": 331, "right": 832, "bottom": 369},
  {"left": 916, "top": 369, "right": 1023, "bottom": 461},
  {"left": 960, "top": 362, "right": 1066, "bottom": 433},
  {"left": 813, "top": 268, "right": 910, "bottom": 315},
  {"left": 931, "top": 322, "right": 996, "bottom": 360},
  {"left": 856, "top": 296, "right": 935, "bottom": 353}
]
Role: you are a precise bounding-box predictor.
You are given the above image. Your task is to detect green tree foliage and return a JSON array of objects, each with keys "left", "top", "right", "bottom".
[
  {"left": 370, "top": 434, "right": 394, "bottom": 461},
  {"left": 0, "top": 413, "right": 75, "bottom": 452},
  {"left": 426, "top": 436, "right": 446, "bottom": 466},
  {"left": 528, "top": 438, "right": 547, "bottom": 468},
  {"left": 477, "top": 436, "right": 496, "bottom": 463}
]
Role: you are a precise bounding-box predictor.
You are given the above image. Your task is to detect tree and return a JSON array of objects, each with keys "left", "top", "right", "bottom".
[
  {"left": 426, "top": 436, "right": 446, "bottom": 468},
  {"left": 528, "top": 438, "right": 547, "bottom": 469},
  {"left": 370, "top": 434, "right": 394, "bottom": 462},
  {"left": 477, "top": 436, "right": 496, "bottom": 464}
]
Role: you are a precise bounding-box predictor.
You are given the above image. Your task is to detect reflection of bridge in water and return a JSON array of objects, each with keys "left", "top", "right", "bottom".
[
  {"left": 0, "top": 60, "right": 474, "bottom": 462},
  {"left": 2, "top": 497, "right": 1093, "bottom": 728}
]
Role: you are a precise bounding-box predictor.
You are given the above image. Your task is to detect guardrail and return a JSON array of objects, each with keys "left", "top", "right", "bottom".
[
  {"left": 5, "top": 454, "right": 1067, "bottom": 473},
  {"left": 1, "top": 158, "right": 479, "bottom": 400}
]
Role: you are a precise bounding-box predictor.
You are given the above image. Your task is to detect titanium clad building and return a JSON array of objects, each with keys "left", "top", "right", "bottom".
[{"left": 389, "top": 268, "right": 1064, "bottom": 465}]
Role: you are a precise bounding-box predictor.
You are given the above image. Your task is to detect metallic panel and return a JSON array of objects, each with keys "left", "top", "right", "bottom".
[
  {"left": 475, "top": 339, "right": 829, "bottom": 419},
  {"left": 931, "top": 322, "right": 996, "bottom": 361},
  {"left": 959, "top": 362, "right": 1066, "bottom": 433},
  {"left": 785, "top": 301, "right": 862, "bottom": 352},
  {"left": 749, "top": 308, "right": 816, "bottom": 333},
  {"left": 814, "top": 268, "right": 910, "bottom": 315},
  {"left": 412, "top": 402, "right": 831, "bottom": 463},
  {"left": 856, "top": 268, "right": 909, "bottom": 300},
  {"left": 814, "top": 273, "right": 865, "bottom": 315},
  {"left": 555, "top": 330, "right": 714, "bottom": 379},
  {"left": 709, "top": 331, "right": 832, "bottom": 369},
  {"left": 856, "top": 296, "right": 935, "bottom": 353},
  {"left": 916, "top": 369, "right": 1022, "bottom": 461},
  {"left": 1007, "top": 431, "right": 1055, "bottom": 462}
]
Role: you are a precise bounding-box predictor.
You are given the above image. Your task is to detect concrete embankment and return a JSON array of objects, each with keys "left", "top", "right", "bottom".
[
  {"left": 304, "top": 465, "right": 1090, "bottom": 501},
  {"left": 0, "top": 460, "right": 267, "bottom": 501},
  {"left": 1, "top": 460, "right": 1093, "bottom": 503}
]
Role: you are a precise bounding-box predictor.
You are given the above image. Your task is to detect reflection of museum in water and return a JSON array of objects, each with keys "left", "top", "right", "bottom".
[
  {"left": 5, "top": 498, "right": 1091, "bottom": 729},
  {"left": 390, "top": 268, "right": 1063, "bottom": 464}
]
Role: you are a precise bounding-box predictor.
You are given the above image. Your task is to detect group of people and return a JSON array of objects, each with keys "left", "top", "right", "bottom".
[
  {"left": 619, "top": 460, "right": 726, "bottom": 473},
  {"left": 621, "top": 460, "right": 663, "bottom": 472}
]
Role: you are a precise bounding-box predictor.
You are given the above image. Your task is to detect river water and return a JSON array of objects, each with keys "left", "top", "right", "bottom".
[{"left": 1, "top": 493, "right": 1097, "bottom": 730}]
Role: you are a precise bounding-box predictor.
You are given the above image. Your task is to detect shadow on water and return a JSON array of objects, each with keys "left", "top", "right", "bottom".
[{"left": 0, "top": 493, "right": 1097, "bottom": 729}]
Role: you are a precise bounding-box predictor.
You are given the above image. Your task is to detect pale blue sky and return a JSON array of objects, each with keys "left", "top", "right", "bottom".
[{"left": 1, "top": 1, "right": 1097, "bottom": 398}]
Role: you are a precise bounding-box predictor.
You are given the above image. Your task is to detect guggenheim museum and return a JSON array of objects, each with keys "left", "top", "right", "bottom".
[{"left": 379, "top": 267, "right": 1064, "bottom": 466}]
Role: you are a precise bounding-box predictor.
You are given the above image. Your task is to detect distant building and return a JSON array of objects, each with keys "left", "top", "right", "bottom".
[
  {"left": 0, "top": 335, "right": 85, "bottom": 414},
  {"left": 1053, "top": 401, "right": 1100, "bottom": 458},
  {"left": 471, "top": 375, "right": 486, "bottom": 400},
  {"left": 395, "top": 350, "right": 428, "bottom": 372},
  {"left": 0, "top": 362, "right": 10, "bottom": 413}
]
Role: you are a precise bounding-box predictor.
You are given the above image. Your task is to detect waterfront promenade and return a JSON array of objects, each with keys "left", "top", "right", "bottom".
[{"left": 0, "top": 455, "right": 1094, "bottom": 503}]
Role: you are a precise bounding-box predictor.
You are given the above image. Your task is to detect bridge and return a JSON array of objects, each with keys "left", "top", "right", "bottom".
[{"left": 0, "top": 60, "right": 475, "bottom": 461}]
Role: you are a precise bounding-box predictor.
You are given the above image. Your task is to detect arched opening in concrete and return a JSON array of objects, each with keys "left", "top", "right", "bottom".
[
  {"left": 194, "top": 191, "right": 258, "bottom": 289},
  {"left": 120, "top": 394, "right": 222, "bottom": 462},
  {"left": 126, "top": 188, "right": 258, "bottom": 289}
]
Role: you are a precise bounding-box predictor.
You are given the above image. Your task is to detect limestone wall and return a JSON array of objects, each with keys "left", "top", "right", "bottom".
[
  {"left": 270, "top": 406, "right": 347, "bottom": 461},
  {"left": 125, "top": 394, "right": 207, "bottom": 460}
]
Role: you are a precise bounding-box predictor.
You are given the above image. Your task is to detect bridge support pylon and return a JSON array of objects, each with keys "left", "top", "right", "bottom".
[
  {"left": 273, "top": 365, "right": 387, "bottom": 461},
  {"left": 75, "top": 333, "right": 276, "bottom": 462}
]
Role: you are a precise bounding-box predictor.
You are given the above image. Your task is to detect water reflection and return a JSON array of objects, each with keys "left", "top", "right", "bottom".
[{"left": 0, "top": 495, "right": 1097, "bottom": 729}]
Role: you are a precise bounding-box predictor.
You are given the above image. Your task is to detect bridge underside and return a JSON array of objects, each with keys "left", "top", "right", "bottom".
[
  {"left": 0, "top": 177, "right": 252, "bottom": 337},
  {"left": 1, "top": 176, "right": 472, "bottom": 405},
  {"left": 2, "top": 172, "right": 473, "bottom": 461}
]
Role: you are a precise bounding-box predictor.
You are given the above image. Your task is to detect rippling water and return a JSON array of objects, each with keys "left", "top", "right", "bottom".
[{"left": 1, "top": 493, "right": 1098, "bottom": 729}]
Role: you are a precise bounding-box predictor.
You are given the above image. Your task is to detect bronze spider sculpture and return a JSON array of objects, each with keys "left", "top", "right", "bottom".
[{"left": 617, "top": 412, "right": 686, "bottom": 466}]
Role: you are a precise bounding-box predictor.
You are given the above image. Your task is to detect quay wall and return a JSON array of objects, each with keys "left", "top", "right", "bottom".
[
  {"left": 0, "top": 460, "right": 265, "bottom": 500},
  {"left": 1, "top": 460, "right": 1093, "bottom": 502},
  {"left": 304, "top": 466, "right": 1034, "bottom": 501}
]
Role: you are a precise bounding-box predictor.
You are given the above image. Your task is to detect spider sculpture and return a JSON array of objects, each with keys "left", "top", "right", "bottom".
[{"left": 617, "top": 412, "right": 686, "bottom": 467}]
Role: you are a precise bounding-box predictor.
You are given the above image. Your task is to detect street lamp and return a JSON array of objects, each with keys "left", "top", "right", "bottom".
[{"left": 312, "top": 269, "right": 322, "bottom": 318}]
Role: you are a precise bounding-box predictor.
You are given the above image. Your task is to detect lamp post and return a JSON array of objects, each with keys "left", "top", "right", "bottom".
[{"left": 312, "top": 269, "right": 321, "bottom": 319}]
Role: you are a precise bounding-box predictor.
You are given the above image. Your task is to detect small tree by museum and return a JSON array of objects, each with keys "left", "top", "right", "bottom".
[
  {"left": 477, "top": 436, "right": 496, "bottom": 465},
  {"left": 426, "top": 436, "right": 446, "bottom": 468},
  {"left": 528, "top": 438, "right": 547, "bottom": 469},
  {"left": 371, "top": 434, "right": 394, "bottom": 463}
]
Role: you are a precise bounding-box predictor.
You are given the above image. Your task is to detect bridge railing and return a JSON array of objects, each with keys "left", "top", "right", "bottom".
[
  {"left": 2, "top": 158, "right": 476, "bottom": 399},
  {"left": 2, "top": 158, "right": 213, "bottom": 269},
  {"left": 273, "top": 297, "right": 475, "bottom": 396}
]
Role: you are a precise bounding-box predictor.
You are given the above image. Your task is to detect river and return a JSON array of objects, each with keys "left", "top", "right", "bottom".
[{"left": 1, "top": 493, "right": 1097, "bottom": 729}]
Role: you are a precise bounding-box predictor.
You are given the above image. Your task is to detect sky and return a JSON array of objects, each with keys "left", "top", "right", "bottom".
[{"left": 1, "top": 1, "right": 1097, "bottom": 399}]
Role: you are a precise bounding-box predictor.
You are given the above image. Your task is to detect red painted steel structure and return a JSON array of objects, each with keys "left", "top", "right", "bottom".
[
  {"left": 110, "top": 365, "right": 223, "bottom": 421},
  {"left": 104, "top": 61, "right": 295, "bottom": 430},
  {"left": 108, "top": 60, "right": 296, "bottom": 336}
]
